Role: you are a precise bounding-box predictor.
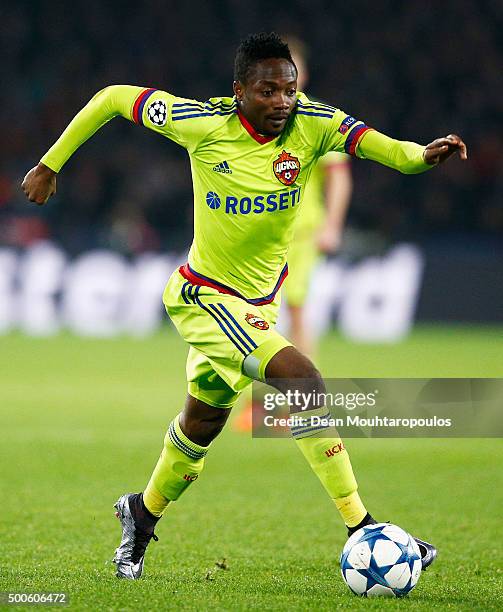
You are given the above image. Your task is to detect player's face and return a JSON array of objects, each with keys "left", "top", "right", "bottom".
[{"left": 234, "top": 58, "right": 298, "bottom": 137}]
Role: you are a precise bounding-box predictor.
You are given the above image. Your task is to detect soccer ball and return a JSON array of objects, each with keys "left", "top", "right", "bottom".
[{"left": 340, "top": 523, "right": 422, "bottom": 597}]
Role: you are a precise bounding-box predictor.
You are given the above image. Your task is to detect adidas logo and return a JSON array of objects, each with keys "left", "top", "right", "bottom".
[{"left": 212, "top": 160, "right": 232, "bottom": 174}]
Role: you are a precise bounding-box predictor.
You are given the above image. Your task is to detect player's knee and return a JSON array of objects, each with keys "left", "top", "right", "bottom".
[
  {"left": 264, "top": 345, "right": 326, "bottom": 403},
  {"left": 266, "top": 346, "right": 324, "bottom": 386},
  {"left": 287, "top": 363, "right": 325, "bottom": 397},
  {"left": 288, "top": 359, "right": 323, "bottom": 387},
  {"left": 293, "top": 367, "right": 326, "bottom": 404}
]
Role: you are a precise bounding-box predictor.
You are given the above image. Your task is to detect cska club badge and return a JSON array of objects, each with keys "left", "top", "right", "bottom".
[
  {"left": 245, "top": 313, "right": 270, "bottom": 330},
  {"left": 273, "top": 150, "right": 301, "bottom": 186}
]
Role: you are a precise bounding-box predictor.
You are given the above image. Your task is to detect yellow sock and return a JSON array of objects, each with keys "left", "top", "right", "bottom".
[
  {"left": 143, "top": 483, "right": 169, "bottom": 517},
  {"left": 335, "top": 491, "right": 367, "bottom": 527},
  {"left": 143, "top": 414, "right": 209, "bottom": 517},
  {"left": 291, "top": 407, "right": 367, "bottom": 527}
]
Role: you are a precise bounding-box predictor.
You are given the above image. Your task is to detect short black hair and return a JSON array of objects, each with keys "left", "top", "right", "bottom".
[{"left": 234, "top": 32, "right": 296, "bottom": 83}]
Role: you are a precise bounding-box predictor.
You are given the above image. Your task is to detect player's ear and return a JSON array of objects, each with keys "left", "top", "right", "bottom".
[{"left": 233, "top": 80, "right": 243, "bottom": 101}]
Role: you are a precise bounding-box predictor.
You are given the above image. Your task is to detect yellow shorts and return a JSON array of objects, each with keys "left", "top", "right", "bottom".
[
  {"left": 163, "top": 269, "right": 292, "bottom": 408},
  {"left": 283, "top": 231, "right": 320, "bottom": 307}
]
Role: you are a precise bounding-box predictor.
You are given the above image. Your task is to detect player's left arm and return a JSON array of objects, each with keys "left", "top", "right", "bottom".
[
  {"left": 356, "top": 129, "right": 467, "bottom": 174},
  {"left": 317, "top": 157, "right": 353, "bottom": 253}
]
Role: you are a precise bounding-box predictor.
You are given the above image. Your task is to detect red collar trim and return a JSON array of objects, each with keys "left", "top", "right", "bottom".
[{"left": 237, "top": 109, "right": 275, "bottom": 145}]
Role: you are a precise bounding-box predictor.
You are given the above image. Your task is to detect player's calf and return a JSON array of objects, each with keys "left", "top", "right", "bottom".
[
  {"left": 180, "top": 394, "right": 232, "bottom": 446},
  {"left": 249, "top": 345, "right": 370, "bottom": 530},
  {"left": 142, "top": 411, "right": 211, "bottom": 516}
]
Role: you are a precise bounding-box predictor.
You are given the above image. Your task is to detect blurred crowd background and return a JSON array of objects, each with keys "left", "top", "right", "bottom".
[{"left": 1, "top": 0, "right": 502, "bottom": 257}]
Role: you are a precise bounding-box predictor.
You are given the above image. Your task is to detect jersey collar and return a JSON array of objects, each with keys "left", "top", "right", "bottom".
[{"left": 237, "top": 109, "right": 276, "bottom": 145}]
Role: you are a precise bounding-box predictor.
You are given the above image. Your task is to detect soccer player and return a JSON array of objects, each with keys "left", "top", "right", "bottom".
[
  {"left": 232, "top": 37, "right": 352, "bottom": 432},
  {"left": 22, "top": 33, "right": 466, "bottom": 580}
]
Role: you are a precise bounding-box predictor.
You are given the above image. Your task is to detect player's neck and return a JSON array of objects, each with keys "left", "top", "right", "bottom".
[{"left": 237, "top": 107, "right": 276, "bottom": 145}]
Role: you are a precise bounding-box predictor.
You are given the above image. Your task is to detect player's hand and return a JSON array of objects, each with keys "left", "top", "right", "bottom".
[
  {"left": 423, "top": 134, "right": 467, "bottom": 165},
  {"left": 21, "top": 163, "right": 57, "bottom": 205},
  {"left": 317, "top": 226, "right": 342, "bottom": 254}
]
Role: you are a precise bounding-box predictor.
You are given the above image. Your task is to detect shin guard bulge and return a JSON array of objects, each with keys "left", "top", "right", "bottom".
[{"left": 143, "top": 414, "right": 209, "bottom": 517}]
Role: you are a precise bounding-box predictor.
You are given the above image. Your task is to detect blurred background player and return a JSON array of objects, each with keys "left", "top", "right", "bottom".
[
  {"left": 282, "top": 37, "right": 353, "bottom": 360},
  {"left": 233, "top": 37, "right": 353, "bottom": 432}
]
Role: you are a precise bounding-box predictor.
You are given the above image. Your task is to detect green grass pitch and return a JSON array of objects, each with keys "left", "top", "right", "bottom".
[{"left": 1, "top": 325, "right": 502, "bottom": 610}]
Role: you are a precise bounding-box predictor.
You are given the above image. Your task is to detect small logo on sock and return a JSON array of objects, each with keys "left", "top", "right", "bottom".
[
  {"left": 325, "top": 442, "right": 345, "bottom": 457},
  {"left": 183, "top": 473, "right": 199, "bottom": 481}
]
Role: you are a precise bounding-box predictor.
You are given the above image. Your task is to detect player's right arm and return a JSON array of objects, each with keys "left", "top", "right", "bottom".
[
  {"left": 23, "top": 85, "right": 143, "bottom": 204},
  {"left": 22, "top": 85, "right": 205, "bottom": 205}
]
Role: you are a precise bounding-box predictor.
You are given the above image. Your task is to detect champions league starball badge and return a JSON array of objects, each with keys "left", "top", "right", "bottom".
[{"left": 147, "top": 100, "right": 167, "bottom": 126}]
